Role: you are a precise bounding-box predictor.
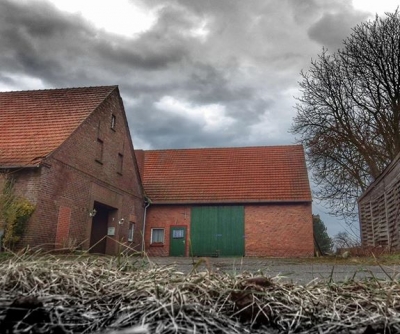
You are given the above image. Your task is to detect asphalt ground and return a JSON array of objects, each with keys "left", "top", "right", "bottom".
[{"left": 147, "top": 256, "right": 400, "bottom": 284}]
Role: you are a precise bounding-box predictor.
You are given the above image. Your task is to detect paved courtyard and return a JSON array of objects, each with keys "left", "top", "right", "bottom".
[{"left": 147, "top": 257, "right": 400, "bottom": 284}]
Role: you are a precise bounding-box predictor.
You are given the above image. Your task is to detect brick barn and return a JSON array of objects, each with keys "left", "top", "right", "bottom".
[
  {"left": 136, "top": 145, "right": 314, "bottom": 257},
  {"left": 0, "top": 86, "right": 144, "bottom": 254}
]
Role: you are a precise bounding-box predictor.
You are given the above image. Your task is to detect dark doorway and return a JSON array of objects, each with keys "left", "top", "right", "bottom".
[{"left": 89, "top": 202, "right": 111, "bottom": 254}]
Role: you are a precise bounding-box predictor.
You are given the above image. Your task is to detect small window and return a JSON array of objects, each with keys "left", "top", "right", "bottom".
[
  {"left": 111, "top": 114, "right": 116, "bottom": 130},
  {"left": 172, "top": 229, "right": 184, "bottom": 238},
  {"left": 117, "top": 153, "right": 123, "bottom": 174},
  {"left": 95, "top": 139, "right": 104, "bottom": 163},
  {"left": 128, "top": 223, "right": 134, "bottom": 242},
  {"left": 151, "top": 228, "right": 164, "bottom": 244}
]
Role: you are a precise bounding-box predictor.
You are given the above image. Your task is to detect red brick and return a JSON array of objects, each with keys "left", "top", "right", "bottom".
[
  {"left": 245, "top": 204, "right": 313, "bottom": 257},
  {"left": 145, "top": 203, "right": 313, "bottom": 257},
  {"left": 145, "top": 205, "right": 191, "bottom": 256},
  {"left": 55, "top": 206, "right": 71, "bottom": 248},
  {"left": 0, "top": 87, "right": 144, "bottom": 254}
]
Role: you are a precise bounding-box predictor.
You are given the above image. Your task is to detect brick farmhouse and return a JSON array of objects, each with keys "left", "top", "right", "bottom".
[
  {"left": 0, "top": 86, "right": 313, "bottom": 257},
  {"left": 136, "top": 146, "right": 314, "bottom": 257},
  {"left": 0, "top": 86, "right": 144, "bottom": 254}
]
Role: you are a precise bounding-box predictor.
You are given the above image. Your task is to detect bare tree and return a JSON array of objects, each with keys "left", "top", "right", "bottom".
[
  {"left": 292, "top": 10, "right": 400, "bottom": 221},
  {"left": 333, "top": 231, "right": 360, "bottom": 250}
]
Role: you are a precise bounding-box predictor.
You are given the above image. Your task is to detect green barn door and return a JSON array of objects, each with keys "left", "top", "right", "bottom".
[
  {"left": 191, "top": 206, "right": 244, "bottom": 256},
  {"left": 191, "top": 207, "right": 218, "bottom": 256},
  {"left": 170, "top": 227, "right": 186, "bottom": 256}
]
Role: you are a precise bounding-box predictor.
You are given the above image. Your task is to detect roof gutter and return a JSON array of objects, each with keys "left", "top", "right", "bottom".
[
  {"left": 0, "top": 156, "right": 46, "bottom": 170},
  {"left": 0, "top": 164, "right": 40, "bottom": 169},
  {"left": 147, "top": 199, "right": 312, "bottom": 205}
]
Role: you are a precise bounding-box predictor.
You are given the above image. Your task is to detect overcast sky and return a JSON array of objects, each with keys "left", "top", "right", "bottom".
[{"left": 1, "top": 0, "right": 398, "bottom": 237}]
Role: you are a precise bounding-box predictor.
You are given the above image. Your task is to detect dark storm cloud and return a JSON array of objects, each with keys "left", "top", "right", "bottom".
[
  {"left": 187, "top": 63, "right": 255, "bottom": 104},
  {"left": 0, "top": 1, "right": 72, "bottom": 75},
  {"left": 0, "top": 0, "right": 191, "bottom": 87},
  {"left": 124, "top": 95, "right": 244, "bottom": 149},
  {"left": 0, "top": 0, "right": 370, "bottom": 151},
  {"left": 308, "top": 11, "right": 369, "bottom": 51},
  {"left": 94, "top": 40, "right": 188, "bottom": 70}
]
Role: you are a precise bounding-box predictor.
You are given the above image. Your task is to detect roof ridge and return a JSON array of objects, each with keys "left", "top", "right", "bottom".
[
  {"left": 141, "top": 144, "right": 303, "bottom": 152},
  {"left": 0, "top": 85, "right": 118, "bottom": 94}
]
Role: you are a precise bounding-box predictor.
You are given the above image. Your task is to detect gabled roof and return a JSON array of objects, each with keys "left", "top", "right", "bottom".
[
  {"left": 0, "top": 86, "right": 117, "bottom": 167},
  {"left": 137, "top": 145, "right": 311, "bottom": 204}
]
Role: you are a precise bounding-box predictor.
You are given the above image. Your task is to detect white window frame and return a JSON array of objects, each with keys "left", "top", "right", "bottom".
[
  {"left": 151, "top": 228, "right": 165, "bottom": 244},
  {"left": 128, "top": 223, "right": 134, "bottom": 242}
]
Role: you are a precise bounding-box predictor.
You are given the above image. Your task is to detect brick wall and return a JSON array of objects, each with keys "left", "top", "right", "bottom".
[
  {"left": 55, "top": 206, "right": 72, "bottom": 249},
  {"left": 15, "top": 89, "right": 144, "bottom": 253},
  {"left": 0, "top": 169, "right": 42, "bottom": 247},
  {"left": 245, "top": 203, "right": 314, "bottom": 257},
  {"left": 19, "top": 160, "right": 92, "bottom": 249},
  {"left": 0, "top": 168, "right": 41, "bottom": 205},
  {"left": 145, "top": 205, "right": 191, "bottom": 256},
  {"left": 145, "top": 203, "right": 313, "bottom": 258}
]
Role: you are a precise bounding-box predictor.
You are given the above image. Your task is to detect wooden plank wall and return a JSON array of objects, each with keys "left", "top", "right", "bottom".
[{"left": 359, "top": 161, "right": 400, "bottom": 249}]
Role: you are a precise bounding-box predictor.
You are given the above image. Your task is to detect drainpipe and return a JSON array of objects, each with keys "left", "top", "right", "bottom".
[{"left": 141, "top": 197, "right": 151, "bottom": 253}]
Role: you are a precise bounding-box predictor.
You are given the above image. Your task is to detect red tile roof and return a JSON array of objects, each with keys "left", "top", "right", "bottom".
[
  {"left": 138, "top": 145, "right": 311, "bottom": 204},
  {"left": 0, "top": 86, "right": 117, "bottom": 167}
]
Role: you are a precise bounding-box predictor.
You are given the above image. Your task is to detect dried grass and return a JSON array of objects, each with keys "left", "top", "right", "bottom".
[{"left": 0, "top": 253, "right": 399, "bottom": 333}]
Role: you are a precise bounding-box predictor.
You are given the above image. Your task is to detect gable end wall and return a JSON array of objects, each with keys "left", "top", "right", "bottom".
[{"left": 13, "top": 90, "right": 144, "bottom": 253}]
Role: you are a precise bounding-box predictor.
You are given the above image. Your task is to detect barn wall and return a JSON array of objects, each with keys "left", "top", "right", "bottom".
[
  {"left": 245, "top": 203, "right": 314, "bottom": 257},
  {"left": 0, "top": 169, "right": 41, "bottom": 245},
  {"left": 145, "top": 202, "right": 313, "bottom": 257},
  {"left": 145, "top": 205, "right": 191, "bottom": 256},
  {"left": 359, "top": 159, "right": 400, "bottom": 249},
  {"left": 0, "top": 168, "right": 41, "bottom": 205}
]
